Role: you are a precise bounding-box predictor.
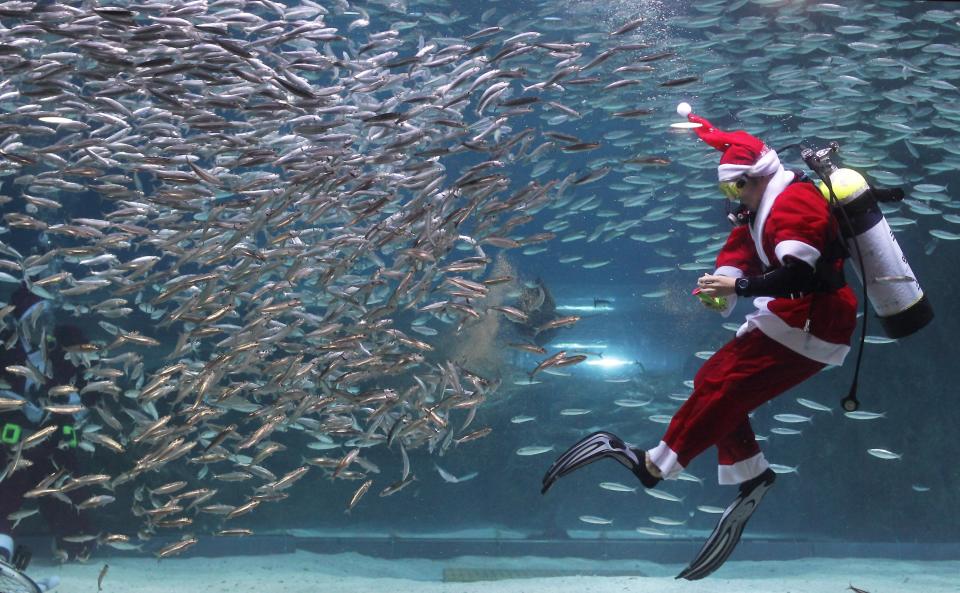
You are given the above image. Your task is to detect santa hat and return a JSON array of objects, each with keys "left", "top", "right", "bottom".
[{"left": 688, "top": 113, "right": 781, "bottom": 182}]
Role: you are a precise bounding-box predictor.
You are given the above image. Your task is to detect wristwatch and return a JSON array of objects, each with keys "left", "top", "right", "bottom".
[{"left": 735, "top": 277, "right": 750, "bottom": 296}]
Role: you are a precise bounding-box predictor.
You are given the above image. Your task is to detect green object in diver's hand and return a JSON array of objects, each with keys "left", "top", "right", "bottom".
[{"left": 692, "top": 288, "right": 727, "bottom": 311}]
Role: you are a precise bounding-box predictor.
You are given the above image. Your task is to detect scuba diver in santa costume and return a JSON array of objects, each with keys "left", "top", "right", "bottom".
[{"left": 542, "top": 106, "right": 861, "bottom": 580}]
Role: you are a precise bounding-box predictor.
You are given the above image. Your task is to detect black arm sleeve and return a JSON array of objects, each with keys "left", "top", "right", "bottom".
[{"left": 735, "top": 256, "right": 818, "bottom": 298}]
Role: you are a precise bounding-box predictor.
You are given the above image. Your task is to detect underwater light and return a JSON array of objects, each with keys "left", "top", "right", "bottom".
[
  {"left": 549, "top": 342, "right": 609, "bottom": 350},
  {"left": 585, "top": 356, "right": 631, "bottom": 369},
  {"left": 556, "top": 303, "right": 615, "bottom": 314},
  {"left": 556, "top": 298, "right": 615, "bottom": 314}
]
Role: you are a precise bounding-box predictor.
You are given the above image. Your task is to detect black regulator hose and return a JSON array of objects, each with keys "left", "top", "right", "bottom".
[{"left": 818, "top": 174, "right": 868, "bottom": 413}]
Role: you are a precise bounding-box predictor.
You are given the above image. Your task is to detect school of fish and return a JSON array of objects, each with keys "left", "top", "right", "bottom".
[{"left": 0, "top": 0, "right": 954, "bottom": 557}]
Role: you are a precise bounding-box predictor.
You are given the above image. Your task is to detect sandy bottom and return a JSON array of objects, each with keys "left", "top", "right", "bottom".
[{"left": 26, "top": 550, "right": 960, "bottom": 593}]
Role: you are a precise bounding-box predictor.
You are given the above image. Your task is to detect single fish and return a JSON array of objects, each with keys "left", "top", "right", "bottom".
[
  {"left": 555, "top": 354, "right": 588, "bottom": 368},
  {"left": 660, "top": 75, "right": 700, "bottom": 87},
  {"left": 599, "top": 482, "right": 636, "bottom": 493},
  {"left": 98, "top": 564, "right": 109, "bottom": 591},
  {"left": 345, "top": 479, "right": 373, "bottom": 512},
  {"left": 635, "top": 527, "right": 668, "bottom": 536},
  {"left": 578, "top": 515, "right": 612, "bottom": 525},
  {"left": 561, "top": 142, "right": 601, "bottom": 152},
  {"left": 644, "top": 488, "right": 684, "bottom": 503},
  {"left": 516, "top": 446, "right": 554, "bottom": 456},
  {"left": 648, "top": 516, "right": 686, "bottom": 526},
  {"left": 535, "top": 315, "right": 581, "bottom": 334},
  {"left": 379, "top": 475, "right": 417, "bottom": 497},
  {"left": 614, "top": 399, "right": 652, "bottom": 408},
  {"left": 513, "top": 378, "right": 543, "bottom": 386},
  {"left": 510, "top": 415, "right": 536, "bottom": 424},
  {"left": 215, "top": 529, "right": 253, "bottom": 537},
  {"left": 7, "top": 508, "right": 39, "bottom": 528},
  {"left": 867, "top": 449, "right": 902, "bottom": 460},
  {"left": 769, "top": 464, "right": 799, "bottom": 475},
  {"left": 844, "top": 411, "right": 886, "bottom": 420},
  {"left": 611, "top": 18, "right": 645, "bottom": 36},
  {"left": 156, "top": 538, "right": 198, "bottom": 559},
  {"left": 508, "top": 342, "right": 546, "bottom": 354},
  {"left": 796, "top": 398, "right": 833, "bottom": 413},
  {"left": 676, "top": 471, "right": 703, "bottom": 485},
  {"left": 773, "top": 413, "right": 812, "bottom": 424},
  {"left": 530, "top": 351, "right": 567, "bottom": 378},
  {"left": 455, "top": 427, "right": 492, "bottom": 444}
]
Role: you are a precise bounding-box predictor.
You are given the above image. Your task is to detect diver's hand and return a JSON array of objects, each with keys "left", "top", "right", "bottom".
[{"left": 697, "top": 274, "right": 736, "bottom": 298}]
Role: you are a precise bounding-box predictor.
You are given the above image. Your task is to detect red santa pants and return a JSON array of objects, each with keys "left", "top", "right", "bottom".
[{"left": 647, "top": 329, "right": 825, "bottom": 485}]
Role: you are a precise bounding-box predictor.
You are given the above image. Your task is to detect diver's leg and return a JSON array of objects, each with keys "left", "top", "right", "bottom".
[
  {"left": 716, "top": 418, "right": 767, "bottom": 485},
  {"left": 646, "top": 334, "right": 748, "bottom": 479},
  {"left": 676, "top": 465, "right": 777, "bottom": 580},
  {"left": 671, "top": 335, "right": 824, "bottom": 581},
  {"left": 648, "top": 330, "right": 823, "bottom": 480},
  {"left": 676, "top": 419, "right": 774, "bottom": 581}
]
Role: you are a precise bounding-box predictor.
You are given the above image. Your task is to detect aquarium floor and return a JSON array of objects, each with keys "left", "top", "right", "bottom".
[
  {"left": 20, "top": 551, "right": 960, "bottom": 593},
  {"left": 442, "top": 567, "right": 648, "bottom": 582}
]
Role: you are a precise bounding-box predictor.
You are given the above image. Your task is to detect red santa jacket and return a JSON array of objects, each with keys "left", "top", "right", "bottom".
[{"left": 713, "top": 167, "right": 858, "bottom": 365}]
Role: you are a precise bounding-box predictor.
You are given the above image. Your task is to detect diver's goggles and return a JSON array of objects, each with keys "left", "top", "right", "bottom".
[{"left": 718, "top": 176, "right": 747, "bottom": 201}]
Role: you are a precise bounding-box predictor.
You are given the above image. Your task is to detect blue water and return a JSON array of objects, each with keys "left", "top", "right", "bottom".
[{"left": 1, "top": 1, "right": 958, "bottom": 584}]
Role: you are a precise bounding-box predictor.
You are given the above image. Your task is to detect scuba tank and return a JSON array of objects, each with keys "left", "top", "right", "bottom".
[
  {"left": 793, "top": 142, "right": 933, "bottom": 412},
  {"left": 801, "top": 142, "right": 933, "bottom": 339}
]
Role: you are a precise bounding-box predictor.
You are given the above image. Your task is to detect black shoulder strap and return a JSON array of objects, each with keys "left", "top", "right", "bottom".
[{"left": 788, "top": 169, "right": 813, "bottom": 185}]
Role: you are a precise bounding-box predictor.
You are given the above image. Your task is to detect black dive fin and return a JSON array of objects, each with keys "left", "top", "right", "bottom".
[
  {"left": 540, "top": 431, "right": 658, "bottom": 495},
  {"left": 676, "top": 468, "right": 776, "bottom": 580}
]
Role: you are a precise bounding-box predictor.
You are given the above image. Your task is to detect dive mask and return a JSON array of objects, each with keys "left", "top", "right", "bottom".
[{"left": 718, "top": 176, "right": 747, "bottom": 201}]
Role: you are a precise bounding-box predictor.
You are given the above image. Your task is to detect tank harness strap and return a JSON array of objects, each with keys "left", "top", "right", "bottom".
[
  {"left": 786, "top": 170, "right": 848, "bottom": 294},
  {"left": 786, "top": 169, "right": 850, "bottom": 333}
]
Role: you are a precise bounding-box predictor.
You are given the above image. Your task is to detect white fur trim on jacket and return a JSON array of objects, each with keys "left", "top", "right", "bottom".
[
  {"left": 750, "top": 167, "right": 794, "bottom": 268},
  {"left": 736, "top": 298, "right": 851, "bottom": 365},
  {"left": 775, "top": 240, "right": 821, "bottom": 268},
  {"left": 712, "top": 265, "right": 743, "bottom": 318}
]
